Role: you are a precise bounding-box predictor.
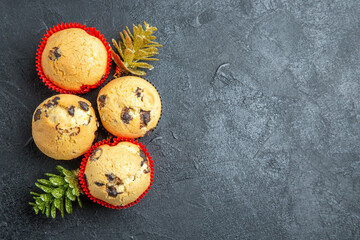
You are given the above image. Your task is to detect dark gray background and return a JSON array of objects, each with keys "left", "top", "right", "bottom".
[{"left": 1, "top": 0, "right": 359, "bottom": 239}]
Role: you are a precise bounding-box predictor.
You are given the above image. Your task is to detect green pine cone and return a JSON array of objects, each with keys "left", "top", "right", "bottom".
[{"left": 29, "top": 166, "right": 82, "bottom": 219}]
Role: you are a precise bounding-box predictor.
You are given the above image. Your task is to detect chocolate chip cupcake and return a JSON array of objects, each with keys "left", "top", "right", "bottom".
[
  {"left": 41, "top": 28, "right": 108, "bottom": 91},
  {"left": 97, "top": 76, "right": 161, "bottom": 138},
  {"left": 82, "top": 141, "right": 151, "bottom": 207},
  {"left": 32, "top": 94, "right": 98, "bottom": 160}
]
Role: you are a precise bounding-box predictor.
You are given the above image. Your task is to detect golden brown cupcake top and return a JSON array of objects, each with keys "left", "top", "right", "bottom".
[
  {"left": 41, "top": 28, "right": 108, "bottom": 91},
  {"left": 97, "top": 76, "right": 161, "bottom": 138},
  {"left": 32, "top": 94, "right": 98, "bottom": 160},
  {"left": 84, "top": 141, "right": 151, "bottom": 206}
]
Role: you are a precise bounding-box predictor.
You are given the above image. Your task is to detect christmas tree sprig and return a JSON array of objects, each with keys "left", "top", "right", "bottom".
[
  {"left": 112, "top": 21, "right": 162, "bottom": 76},
  {"left": 29, "top": 166, "right": 82, "bottom": 218}
]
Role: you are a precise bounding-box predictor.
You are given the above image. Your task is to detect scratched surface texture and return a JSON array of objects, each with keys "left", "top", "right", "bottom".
[{"left": 1, "top": 0, "right": 360, "bottom": 239}]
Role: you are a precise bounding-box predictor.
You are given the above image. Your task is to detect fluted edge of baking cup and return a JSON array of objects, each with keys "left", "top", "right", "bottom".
[
  {"left": 36, "top": 22, "right": 112, "bottom": 94},
  {"left": 78, "top": 137, "right": 154, "bottom": 209}
]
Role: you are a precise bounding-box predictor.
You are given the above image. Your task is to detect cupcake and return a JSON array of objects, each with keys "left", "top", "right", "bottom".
[
  {"left": 32, "top": 94, "right": 98, "bottom": 160},
  {"left": 97, "top": 76, "right": 161, "bottom": 138},
  {"left": 81, "top": 140, "right": 152, "bottom": 207},
  {"left": 40, "top": 28, "right": 108, "bottom": 91}
]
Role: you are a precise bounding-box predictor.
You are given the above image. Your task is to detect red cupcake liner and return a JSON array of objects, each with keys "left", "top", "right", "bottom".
[
  {"left": 78, "top": 137, "right": 154, "bottom": 209},
  {"left": 36, "top": 22, "right": 112, "bottom": 94}
]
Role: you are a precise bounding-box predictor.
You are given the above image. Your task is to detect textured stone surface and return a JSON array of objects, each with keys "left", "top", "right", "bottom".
[{"left": 1, "top": 0, "right": 360, "bottom": 239}]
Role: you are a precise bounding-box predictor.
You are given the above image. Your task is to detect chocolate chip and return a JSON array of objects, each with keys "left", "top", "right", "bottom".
[
  {"left": 78, "top": 101, "right": 89, "bottom": 111},
  {"left": 98, "top": 95, "right": 107, "bottom": 109},
  {"left": 114, "top": 176, "right": 123, "bottom": 186},
  {"left": 48, "top": 47, "right": 61, "bottom": 60},
  {"left": 95, "top": 182, "right": 105, "bottom": 187},
  {"left": 67, "top": 105, "right": 75, "bottom": 116},
  {"left": 139, "top": 148, "right": 150, "bottom": 173},
  {"left": 87, "top": 115, "right": 92, "bottom": 125},
  {"left": 140, "top": 109, "right": 151, "bottom": 128},
  {"left": 106, "top": 185, "right": 118, "bottom": 197},
  {"left": 34, "top": 109, "right": 41, "bottom": 122},
  {"left": 69, "top": 127, "right": 80, "bottom": 136},
  {"left": 44, "top": 96, "right": 60, "bottom": 108},
  {"left": 56, "top": 124, "right": 69, "bottom": 136},
  {"left": 144, "top": 127, "right": 155, "bottom": 136},
  {"left": 120, "top": 107, "right": 133, "bottom": 124},
  {"left": 44, "top": 110, "right": 48, "bottom": 118},
  {"left": 53, "top": 96, "right": 60, "bottom": 104},
  {"left": 139, "top": 148, "right": 148, "bottom": 167},
  {"left": 54, "top": 48, "right": 61, "bottom": 59},
  {"left": 135, "top": 87, "right": 143, "bottom": 98},
  {"left": 90, "top": 147, "right": 103, "bottom": 162},
  {"left": 105, "top": 173, "right": 115, "bottom": 182}
]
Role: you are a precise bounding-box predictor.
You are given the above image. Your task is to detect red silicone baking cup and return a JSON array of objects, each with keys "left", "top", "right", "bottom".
[
  {"left": 78, "top": 137, "right": 154, "bottom": 209},
  {"left": 36, "top": 22, "right": 112, "bottom": 94}
]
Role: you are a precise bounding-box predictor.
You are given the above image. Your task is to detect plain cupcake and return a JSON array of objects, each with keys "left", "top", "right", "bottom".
[{"left": 41, "top": 28, "right": 108, "bottom": 91}]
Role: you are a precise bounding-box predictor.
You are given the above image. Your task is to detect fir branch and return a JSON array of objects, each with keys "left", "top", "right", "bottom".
[
  {"left": 112, "top": 21, "right": 162, "bottom": 76},
  {"left": 29, "top": 166, "right": 82, "bottom": 218}
]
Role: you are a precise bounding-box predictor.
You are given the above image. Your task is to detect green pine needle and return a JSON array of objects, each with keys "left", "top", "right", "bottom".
[
  {"left": 112, "top": 21, "right": 162, "bottom": 76},
  {"left": 29, "top": 166, "right": 82, "bottom": 219}
]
